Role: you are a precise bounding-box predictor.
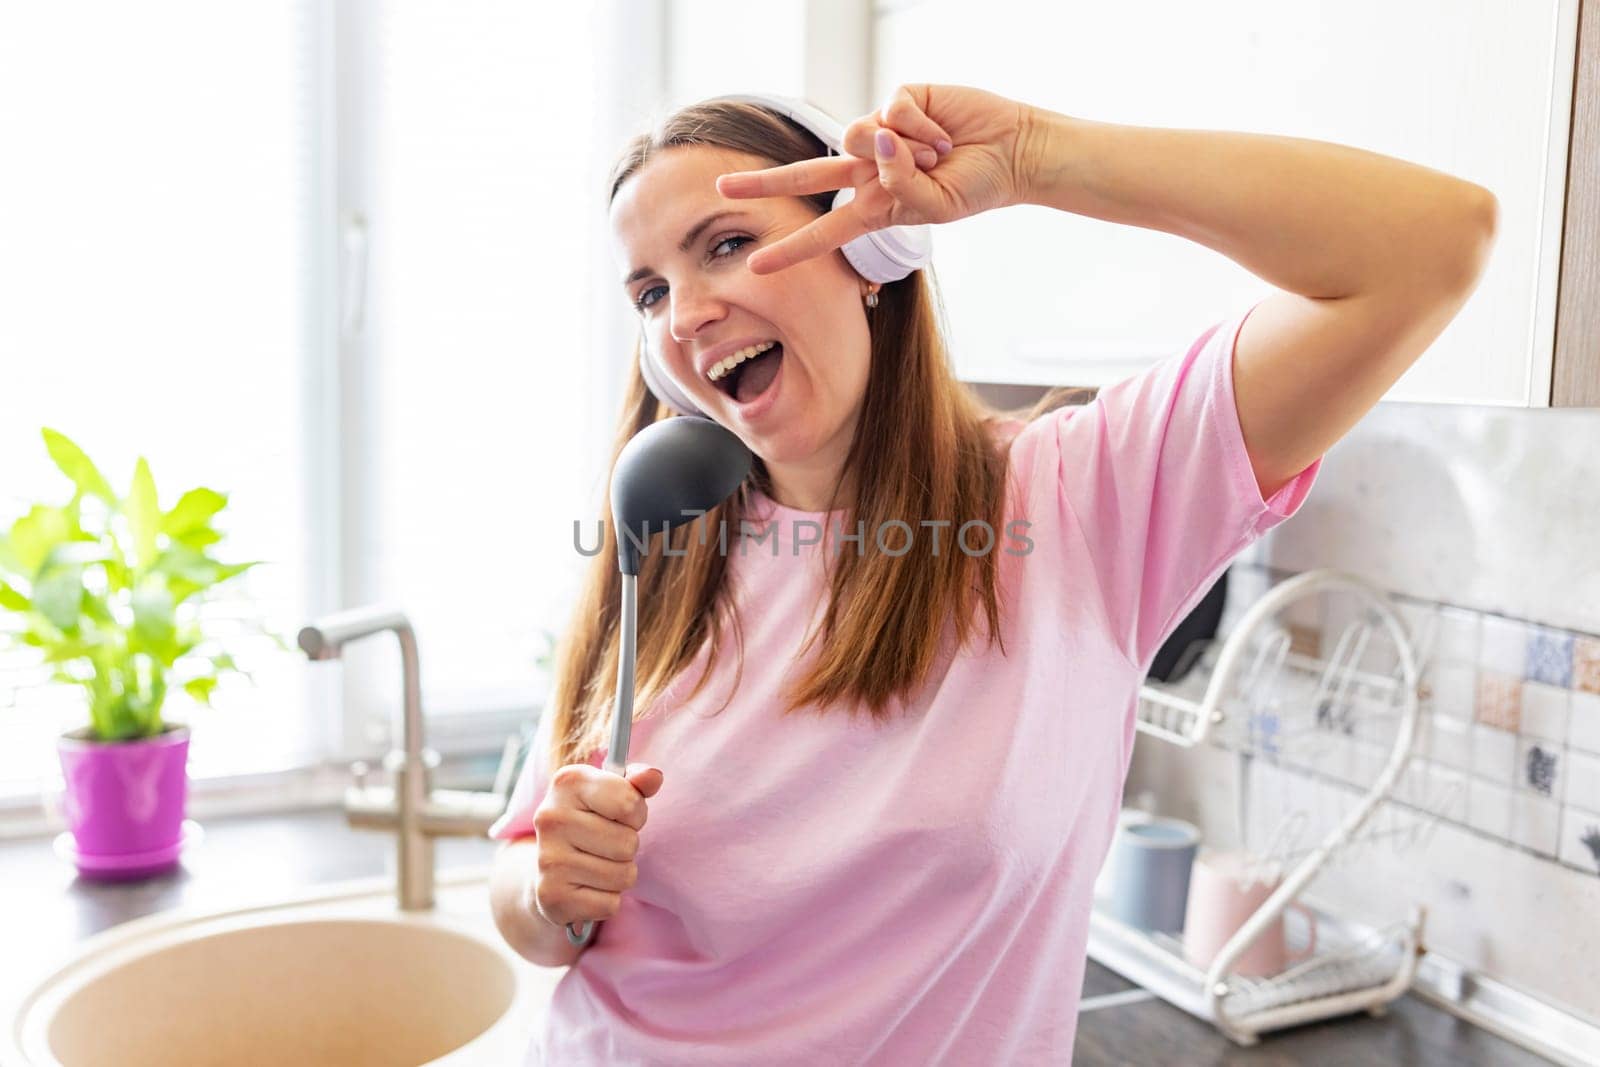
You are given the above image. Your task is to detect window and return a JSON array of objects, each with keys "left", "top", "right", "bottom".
[
  {"left": 0, "top": 2, "right": 646, "bottom": 803},
  {"left": 0, "top": 2, "right": 320, "bottom": 791},
  {"left": 347, "top": 2, "right": 610, "bottom": 738}
]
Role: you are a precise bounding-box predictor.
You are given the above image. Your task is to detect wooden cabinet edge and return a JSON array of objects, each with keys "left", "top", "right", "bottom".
[{"left": 1553, "top": 0, "right": 1600, "bottom": 406}]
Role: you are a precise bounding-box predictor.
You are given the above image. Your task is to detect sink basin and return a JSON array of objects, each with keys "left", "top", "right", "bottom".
[{"left": 5, "top": 868, "right": 563, "bottom": 1066}]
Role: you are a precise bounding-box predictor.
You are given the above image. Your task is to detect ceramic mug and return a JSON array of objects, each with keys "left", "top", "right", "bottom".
[
  {"left": 1183, "top": 849, "right": 1317, "bottom": 977},
  {"left": 1102, "top": 813, "right": 1201, "bottom": 934}
]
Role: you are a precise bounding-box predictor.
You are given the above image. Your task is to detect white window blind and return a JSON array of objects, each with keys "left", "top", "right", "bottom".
[{"left": 0, "top": 2, "right": 322, "bottom": 793}]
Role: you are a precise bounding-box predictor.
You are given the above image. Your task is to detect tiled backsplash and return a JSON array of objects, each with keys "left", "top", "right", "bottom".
[
  {"left": 1219, "top": 564, "right": 1600, "bottom": 879},
  {"left": 1114, "top": 387, "right": 1600, "bottom": 1028}
]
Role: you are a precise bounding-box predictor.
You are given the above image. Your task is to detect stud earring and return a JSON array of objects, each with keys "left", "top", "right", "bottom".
[{"left": 864, "top": 289, "right": 880, "bottom": 309}]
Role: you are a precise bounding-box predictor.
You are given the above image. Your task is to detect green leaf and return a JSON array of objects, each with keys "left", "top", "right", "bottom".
[
  {"left": 0, "top": 581, "right": 29, "bottom": 613},
  {"left": 102, "top": 555, "right": 132, "bottom": 594},
  {"left": 42, "top": 428, "right": 117, "bottom": 506},
  {"left": 8, "top": 505, "right": 77, "bottom": 578},
  {"left": 80, "top": 593, "right": 115, "bottom": 627},
  {"left": 183, "top": 676, "right": 218, "bottom": 706},
  {"left": 131, "top": 582, "right": 177, "bottom": 655},
  {"left": 125, "top": 458, "right": 160, "bottom": 570},
  {"left": 0, "top": 532, "right": 24, "bottom": 578},
  {"left": 31, "top": 568, "right": 83, "bottom": 631},
  {"left": 99, "top": 692, "right": 143, "bottom": 741},
  {"left": 151, "top": 545, "right": 218, "bottom": 605},
  {"left": 42, "top": 632, "right": 109, "bottom": 662},
  {"left": 145, "top": 670, "right": 168, "bottom": 735},
  {"left": 173, "top": 526, "right": 222, "bottom": 550},
  {"left": 214, "top": 560, "right": 261, "bottom": 584},
  {"left": 40, "top": 542, "right": 111, "bottom": 572},
  {"left": 167, "top": 556, "right": 261, "bottom": 605},
  {"left": 151, "top": 544, "right": 218, "bottom": 583},
  {"left": 160, "top": 488, "right": 227, "bottom": 539}
]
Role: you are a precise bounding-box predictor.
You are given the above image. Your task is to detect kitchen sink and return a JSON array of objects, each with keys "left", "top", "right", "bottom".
[{"left": 4, "top": 868, "right": 562, "bottom": 1066}]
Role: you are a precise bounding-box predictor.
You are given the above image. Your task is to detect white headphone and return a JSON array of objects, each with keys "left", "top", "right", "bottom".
[{"left": 637, "top": 92, "right": 934, "bottom": 418}]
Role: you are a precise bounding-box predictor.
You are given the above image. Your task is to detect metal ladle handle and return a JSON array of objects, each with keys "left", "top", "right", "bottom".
[{"left": 567, "top": 575, "right": 637, "bottom": 948}]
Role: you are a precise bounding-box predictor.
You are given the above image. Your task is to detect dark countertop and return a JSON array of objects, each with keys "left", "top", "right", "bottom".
[
  {"left": 0, "top": 809, "right": 1555, "bottom": 1064},
  {"left": 0, "top": 805, "right": 501, "bottom": 1011},
  {"left": 1075, "top": 960, "right": 1553, "bottom": 1066}
]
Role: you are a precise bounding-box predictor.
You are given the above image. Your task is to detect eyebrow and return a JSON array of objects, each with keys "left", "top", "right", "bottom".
[{"left": 622, "top": 210, "right": 749, "bottom": 287}]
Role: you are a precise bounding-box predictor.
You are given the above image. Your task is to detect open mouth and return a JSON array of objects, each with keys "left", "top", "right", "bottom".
[{"left": 714, "top": 342, "right": 784, "bottom": 406}]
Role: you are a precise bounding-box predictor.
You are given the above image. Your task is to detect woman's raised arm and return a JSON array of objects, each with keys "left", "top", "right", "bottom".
[
  {"left": 722, "top": 83, "right": 1496, "bottom": 500},
  {"left": 1017, "top": 107, "right": 1495, "bottom": 499}
]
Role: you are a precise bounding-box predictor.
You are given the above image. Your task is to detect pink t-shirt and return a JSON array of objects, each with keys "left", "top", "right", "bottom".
[{"left": 490, "top": 300, "right": 1320, "bottom": 1064}]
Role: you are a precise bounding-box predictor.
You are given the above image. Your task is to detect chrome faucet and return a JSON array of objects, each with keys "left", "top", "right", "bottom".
[{"left": 298, "top": 605, "right": 519, "bottom": 910}]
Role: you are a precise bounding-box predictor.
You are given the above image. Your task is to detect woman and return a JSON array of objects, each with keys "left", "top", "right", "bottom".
[{"left": 488, "top": 84, "right": 1496, "bottom": 1063}]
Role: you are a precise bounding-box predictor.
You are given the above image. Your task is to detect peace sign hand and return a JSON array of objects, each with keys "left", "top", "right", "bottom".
[{"left": 716, "top": 85, "right": 1034, "bottom": 275}]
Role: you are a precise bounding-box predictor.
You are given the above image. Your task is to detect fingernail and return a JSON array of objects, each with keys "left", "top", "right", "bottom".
[
  {"left": 935, "top": 139, "right": 953, "bottom": 156},
  {"left": 875, "top": 129, "right": 895, "bottom": 158}
]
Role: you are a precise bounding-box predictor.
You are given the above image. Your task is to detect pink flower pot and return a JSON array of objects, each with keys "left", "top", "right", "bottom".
[{"left": 56, "top": 723, "right": 191, "bottom": 881}]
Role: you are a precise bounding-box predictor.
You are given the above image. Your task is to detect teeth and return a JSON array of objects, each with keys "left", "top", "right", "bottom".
[{"left": 707, "top": 340, "right": 777, "bottom": 382}]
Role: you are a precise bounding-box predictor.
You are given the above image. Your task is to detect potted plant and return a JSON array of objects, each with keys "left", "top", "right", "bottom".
[{"left": 0, "top": 428, "right": 275, "bottom": 879}]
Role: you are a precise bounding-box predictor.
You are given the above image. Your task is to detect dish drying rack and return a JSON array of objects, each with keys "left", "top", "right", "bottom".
[{"left": 1089, "top": 568, "right": 1427, "bottom": 1045}]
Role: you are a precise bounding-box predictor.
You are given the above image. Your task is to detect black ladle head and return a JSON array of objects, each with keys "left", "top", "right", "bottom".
[{"left": 612, "top": 416, "right": 753, "bottom": 575}]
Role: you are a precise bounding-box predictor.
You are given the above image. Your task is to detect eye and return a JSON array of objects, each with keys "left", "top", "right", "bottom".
[
  {"left": 634, "top": 284, "right": 666, "bottom": 311},
  {"left": 632, "top": 235, "right": 754, "bottom": 312},
  {"left": 710, "top": 234, "right": 752, "bottom": 258}
]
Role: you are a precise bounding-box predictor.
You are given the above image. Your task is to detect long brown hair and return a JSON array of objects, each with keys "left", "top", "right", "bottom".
[{"left": 544, "top": 99, "right": 1091, "bottom": 769}]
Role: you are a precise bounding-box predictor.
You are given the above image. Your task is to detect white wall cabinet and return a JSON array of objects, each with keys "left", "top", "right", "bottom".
[{"left": 872, "top": 0, "right": 1595, "bottom": 407}]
